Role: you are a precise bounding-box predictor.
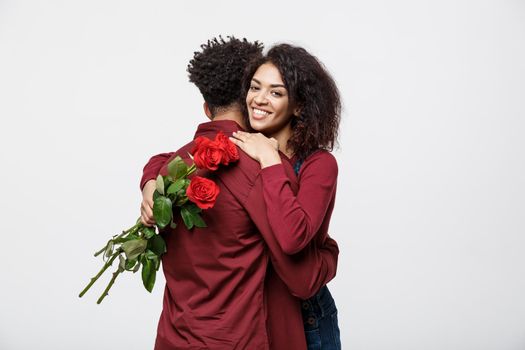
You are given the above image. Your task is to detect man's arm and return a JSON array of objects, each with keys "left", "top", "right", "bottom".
[
  {"left": 140, "top": 153, "right": 175, "bottom": 190},
  {"left": 139, "top": 153, "right": 174, "bottom": 226}
]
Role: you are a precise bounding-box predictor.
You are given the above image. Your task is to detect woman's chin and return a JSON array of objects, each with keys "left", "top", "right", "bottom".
[{"left": 249, "top": 119, "right": 270, "bottom": 133}]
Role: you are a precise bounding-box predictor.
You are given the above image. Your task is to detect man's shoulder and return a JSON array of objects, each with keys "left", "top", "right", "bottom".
[
  {"left": 218, "top": 149, "right": 260, "bottom": 184},
  {"left": 172, "top": 140, "right": 195, "bottom": 160}
]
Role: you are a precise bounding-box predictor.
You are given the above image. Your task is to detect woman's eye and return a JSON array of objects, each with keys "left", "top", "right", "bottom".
[
  {"left": 271, "top": 91, "right": 283, "bottom": 97},
  {"left": 249, "top": 85, "right": 259, "bottom": 91}
]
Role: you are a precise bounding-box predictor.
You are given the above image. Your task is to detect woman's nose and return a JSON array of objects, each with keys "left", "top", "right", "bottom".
[{"left": 253, "top": 91, "right": 268, "bottom": 105}]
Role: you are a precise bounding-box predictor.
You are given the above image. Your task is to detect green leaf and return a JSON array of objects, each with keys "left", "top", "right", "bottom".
[
  {"left": 155, "top": 175, "right": 165, "bottom": 195},
  {"left": 104, "top": 241, "right": 114, "bottom": 259},
  {"left": 192, "top": 213, "right": 207, "bottom": 228},
  {"left": 143, "top": 249, "right": 157, "bottom": 260},
  {"left": 141, "top": 257, "right": 156, "bottom": 292},
  {"left": 118, "top": 255, "right": 126, "bottom": 271},
  {"left": 148, "top": 235, "right": 167, "bottom": 256},
  {"left": 132, "top": 260, "right": 141, "bottom": 273},
  {"left": 125, "top": 258, "right": 137, "bottom": 271},
  {"left": 121, "top": 239, "right": 148, "bottom": 260},
  {"left": 175, "top": 196, "right": 189, "bottom": 207},
  {"left": 167, "top": 178, "right": 186, "bottom": 195},
  {"left": 123, "top": 231, "right": 140, "bottom": 242},
  {"left": 185, "top": 203, "right": 202, "bottom": 214},
  {"left": 153, "top": 190, "right": 160, "bottom": 201},
  {"left": 180, "top": 206, "right": 194, "bottom": 230},
  {"left": 154, "top": 256, "right": 161, "bottom": 271},
  {"left": 167, "top": 156, "right": 188, "bottom": 180},
  {"left": 153, "top": 196, "right": 172, "bottom": 229},
  {"left": 142, "top": 226, "right": 156, "bottom": 239}
]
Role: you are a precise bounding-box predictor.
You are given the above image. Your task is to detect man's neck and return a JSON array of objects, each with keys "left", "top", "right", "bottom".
[{"left": 212, "top": 108, "right": 246, "bottom": 130}]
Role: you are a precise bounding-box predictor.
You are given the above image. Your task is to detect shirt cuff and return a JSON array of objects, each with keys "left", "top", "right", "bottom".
[{"left": 260, "top": 163, "right": 288, "bottom": 183}]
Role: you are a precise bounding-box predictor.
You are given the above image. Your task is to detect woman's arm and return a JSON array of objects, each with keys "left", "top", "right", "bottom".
[
  {"left": 230, "top": 131, "right": 339, "bottom": 255},
  {"left": 221, "top": 155, "right": 339, "bottom": 299},
  {"left": 260, "top": 151, "right": 338, "bottom": 254}
]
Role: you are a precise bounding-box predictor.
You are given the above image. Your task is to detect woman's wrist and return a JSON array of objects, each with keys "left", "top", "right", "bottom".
[{"left": 259, "top": 151, "right": 282, "bottom": 169}]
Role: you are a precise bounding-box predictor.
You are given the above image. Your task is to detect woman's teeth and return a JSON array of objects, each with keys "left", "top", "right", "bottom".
[{"left": 253, "top": 108, "right": 270, "bottom": 116}]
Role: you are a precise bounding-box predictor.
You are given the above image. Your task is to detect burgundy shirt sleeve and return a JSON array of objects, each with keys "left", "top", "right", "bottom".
[
  {"left": 238, "top": 161, "right": 339, "bottom": 299},
  {"left": 260, "top": 151, "right": 338, "bottom": 254},
  {"left": 140, "top": 152, "right": 175, "bottom": 190}
]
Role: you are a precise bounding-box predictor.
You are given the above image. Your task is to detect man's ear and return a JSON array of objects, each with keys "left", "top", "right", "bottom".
[{"left": 203, "top": 102, "right": 213, "bottom": 120}]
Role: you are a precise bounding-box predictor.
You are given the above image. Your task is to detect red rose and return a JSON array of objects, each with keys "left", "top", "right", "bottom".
[
  {"left": 191, "top": 136, "right": 224, "bottom": 171},
  {"left": 186, "top": 176, "right": 220, "bottom": 209},
  {"left": 215, "top": 132, "right": 239, "bottom": 164}
]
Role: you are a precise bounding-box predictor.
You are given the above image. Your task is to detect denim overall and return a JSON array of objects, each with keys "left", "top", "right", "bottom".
[{"left": 295, "top": 160, "right": 342, "bottom": 350}]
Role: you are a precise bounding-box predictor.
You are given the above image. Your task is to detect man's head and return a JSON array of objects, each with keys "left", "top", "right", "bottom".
[{"left": 187, "top": 36, "right": 263, "bottom": 118}]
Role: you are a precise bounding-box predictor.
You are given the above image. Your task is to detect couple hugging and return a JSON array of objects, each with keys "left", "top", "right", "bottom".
[{"left": 139, "top": 36, "right": 341, "bottom": 350}]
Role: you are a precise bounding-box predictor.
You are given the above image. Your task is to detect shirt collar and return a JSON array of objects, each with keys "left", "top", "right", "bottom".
[{"left": 194, "top": 120, "right": 245, "bottom": 138}]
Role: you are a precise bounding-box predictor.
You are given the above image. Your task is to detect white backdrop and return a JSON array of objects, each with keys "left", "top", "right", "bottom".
[{"left": 1, "top": 1, "right": 524, "bottom": 349}]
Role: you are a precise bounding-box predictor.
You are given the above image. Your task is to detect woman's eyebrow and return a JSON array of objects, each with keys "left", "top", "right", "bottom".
[{"left": 252, "top": 78, "right": 285, "bottom": 88}]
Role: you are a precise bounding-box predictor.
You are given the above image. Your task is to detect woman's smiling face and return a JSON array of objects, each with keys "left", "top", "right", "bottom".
[{"left": 246, "top": 63, "right": 297, "bottom": 139}]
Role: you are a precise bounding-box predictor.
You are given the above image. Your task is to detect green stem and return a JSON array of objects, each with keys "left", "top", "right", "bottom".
[
  {"left": 187, "top": 164, "right": 197, "bottom": 176},
  {"left": 94, "top": 223, "right": 141, "bottom": 257},
  {"left": 94, "top": 244, "right": 109, "bottom": 258},
  {"left": 79, "top": 250, "right": 121, "bottom": 298},
  {"left": 96, "top": 266, "right": 123, "bottom": 304}
]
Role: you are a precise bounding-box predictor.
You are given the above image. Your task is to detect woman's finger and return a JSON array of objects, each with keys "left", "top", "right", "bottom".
[
  {"left": 231, "top": 131, "right": 251, "bottom": 142},
  {"left": 229, "top": 136, "right": 244, "bottom": 147},
  {"left": 230, "top": 137, "right": 252, "bottom": 155},
  {"left": 230, "top": 133, "right": 243, "bottom": 142}
]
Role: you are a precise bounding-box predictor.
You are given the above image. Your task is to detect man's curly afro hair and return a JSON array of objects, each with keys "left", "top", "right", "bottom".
[{"left": 187, "top": 36, "right": 263, "bottom": 115}]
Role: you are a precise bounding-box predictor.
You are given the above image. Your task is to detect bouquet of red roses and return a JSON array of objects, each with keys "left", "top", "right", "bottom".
[{"left": 79, "top": 132, "right": 238, "bottom": 304}]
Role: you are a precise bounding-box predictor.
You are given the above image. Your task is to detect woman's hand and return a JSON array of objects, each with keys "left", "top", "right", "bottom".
[
  {"left": 140, "top": 179, "right": 156, "bottom": 226},
  {"left": 229, "top": 131, "right": 282, "bottom": 168}
]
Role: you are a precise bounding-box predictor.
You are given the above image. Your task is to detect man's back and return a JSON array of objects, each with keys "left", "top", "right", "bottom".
[{"left": 154, "top": 126, "right": 269, "bottom": 350}]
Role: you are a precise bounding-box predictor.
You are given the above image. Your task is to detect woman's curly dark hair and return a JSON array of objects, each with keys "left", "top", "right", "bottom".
[
  {"left": 187, "top": 36, "right": 263, "bottom": 115},
  {"left": 242, "top": 44, "right": 341, "bottom": 161}
]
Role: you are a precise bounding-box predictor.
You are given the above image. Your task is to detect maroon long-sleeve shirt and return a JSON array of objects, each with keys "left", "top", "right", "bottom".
[{"left": 143, "top": 120, "right": 339, "bottom": 350}]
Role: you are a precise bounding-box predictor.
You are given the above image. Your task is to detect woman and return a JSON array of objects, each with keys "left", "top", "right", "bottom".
[{"left": 229, "top": 43, "right": 342, "bottom": 349}]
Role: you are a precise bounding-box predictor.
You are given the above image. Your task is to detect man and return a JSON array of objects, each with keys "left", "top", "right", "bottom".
[{"left": 141, "top": 37, "right": 338, "bottom": 349}]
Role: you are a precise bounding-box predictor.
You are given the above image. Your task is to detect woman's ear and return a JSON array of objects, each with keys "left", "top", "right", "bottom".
[{"left": 293, "top": 107, "right": 302, "bottom": 117}]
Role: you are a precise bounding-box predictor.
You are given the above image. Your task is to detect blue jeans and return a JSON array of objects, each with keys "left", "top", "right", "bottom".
[{"left": 301, "top": 286, "right": 341, "bottom": 349}]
